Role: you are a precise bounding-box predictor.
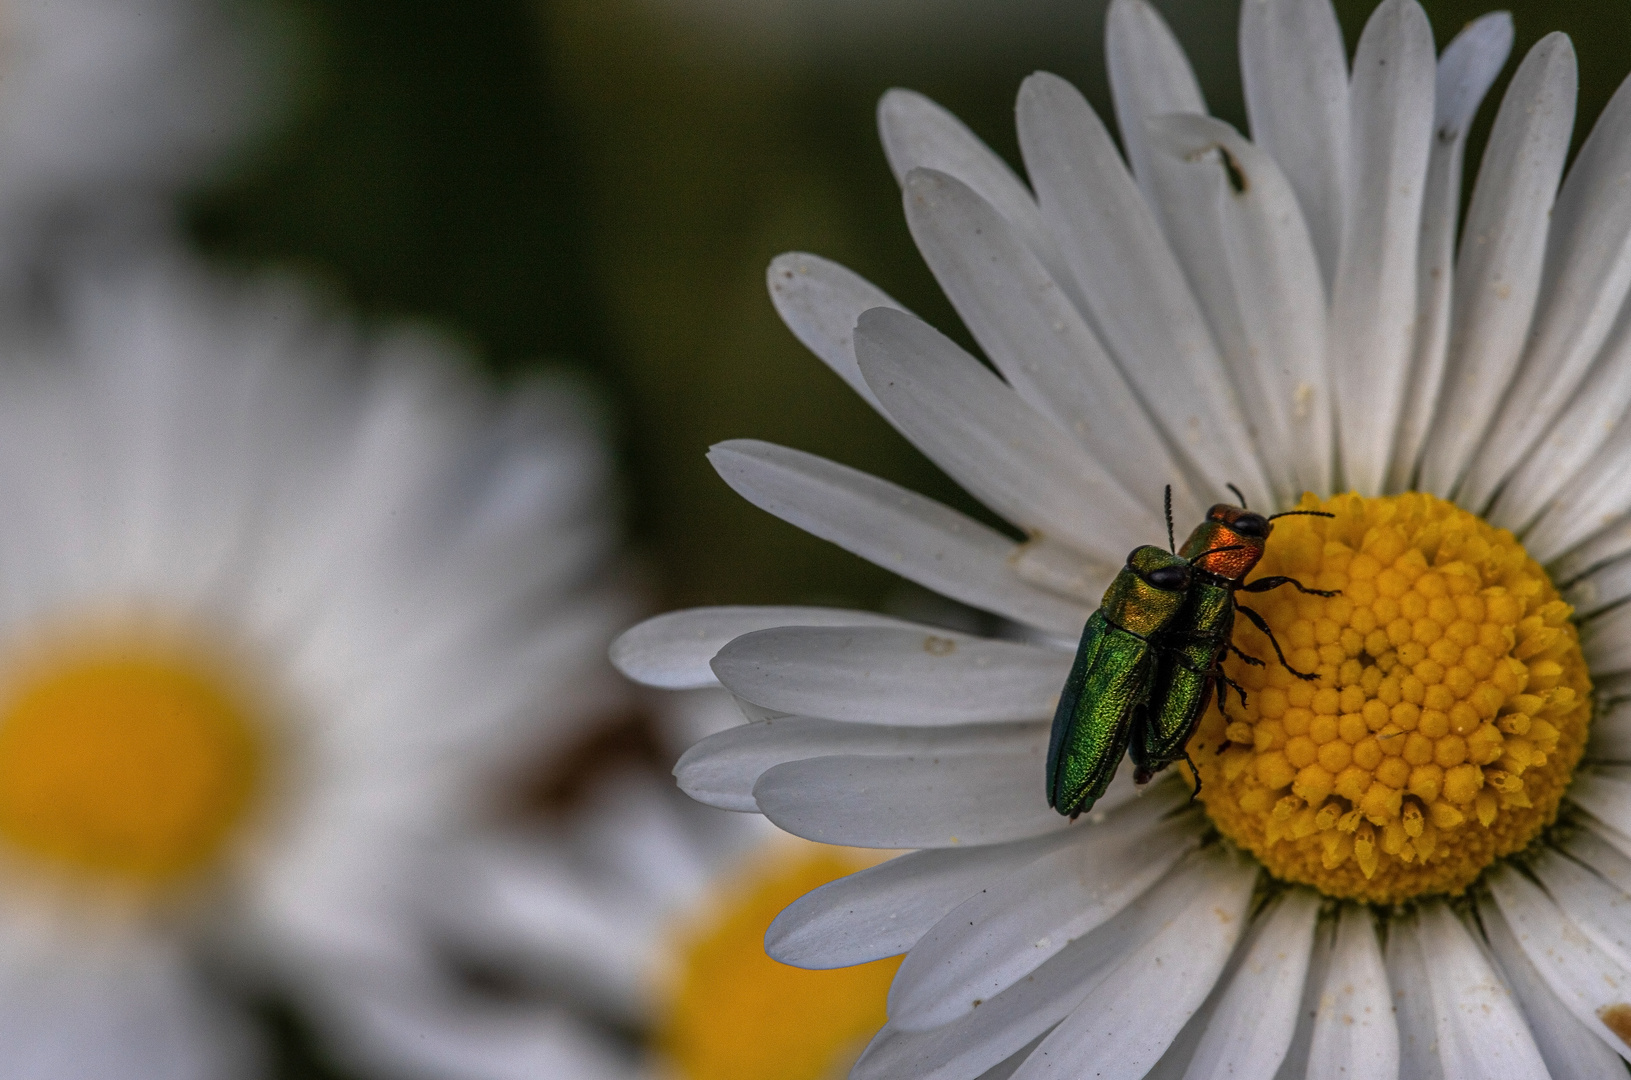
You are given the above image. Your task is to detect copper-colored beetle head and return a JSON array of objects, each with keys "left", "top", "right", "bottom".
[{"left": 1179, "top": 503, "right": 1271, "bottom": 583}]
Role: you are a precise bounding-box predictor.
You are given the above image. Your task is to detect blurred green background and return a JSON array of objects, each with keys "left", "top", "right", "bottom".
[{"left": 192, "top": 0, "right": 1631, "bottom": 618}]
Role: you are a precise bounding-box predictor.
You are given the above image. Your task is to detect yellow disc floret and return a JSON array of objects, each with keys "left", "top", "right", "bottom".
[
  {"left": 1191, "top": 492, "right": 1589, "bottom": 903},
  {"left": 659, "top": 845, "right": 900, "bottom": 1080},
  {"left": 0, "top": 631, "right": 264, "bottom": 887}
]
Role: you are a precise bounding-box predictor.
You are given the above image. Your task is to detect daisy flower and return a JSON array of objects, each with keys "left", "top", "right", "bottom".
[
  {"left": 0, "top": 253, "right": 633, "bottom": 1078},
  {"left": 615, "top": 0, "right": 1631, "bottom": 1074},
  {"left": 425, "top": 687, "right": 904, "bottom": 1080}
]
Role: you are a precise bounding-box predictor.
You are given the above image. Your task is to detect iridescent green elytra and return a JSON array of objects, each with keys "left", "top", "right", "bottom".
[
  {"left": 1045, "top": 544, "right": 1192, "bottom": 819},
  {"left": 1130, "top": 554, "right": 1236, "bottom": 786}
]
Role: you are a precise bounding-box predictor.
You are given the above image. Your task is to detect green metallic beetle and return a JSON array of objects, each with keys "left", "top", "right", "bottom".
[
  {"left": 1130, "top": 494, "right": 1337, "bottom": 790},
  {"left": 1045, "top": 543, "right": 1193, "bottom": 819}
]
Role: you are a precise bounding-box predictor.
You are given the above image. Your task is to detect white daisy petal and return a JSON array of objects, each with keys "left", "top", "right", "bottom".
[
  {"left": 887, "top": 790, "right": 1200, "bottom": 1032},
  {"left": 1530, "top": 848, "right": 1631, "bottom": 972},
  {"left": 1485, "top": 864, "right": 1631, "bottom": 1064},
  {"left": 711, "top": 625, "right": 1070, "bottom": 725},
  {"left": 1416, "top": 31, "right": 1572, "bottom": 497},
  {"left": 1178, "top": 889, "right": 1319, "bottom": 1080},
  {"left": 1305, "top": 905, "right": 1399, "bottom": 1080},
  {"left": 676, "top": 716, "right": 1048, "bottom": 813},
  {"left": 1007, "top": 849, "right": 1256, "bottom": 1080},
  {"left": 854, "top": 306, "right": 1155, "bottom": 559},
  {"left": 766, "top": 252, "right": 905, "bottom": 415},
  {"left": 709, "top": 440, "right": 1091, "bottom": 636},
  {"left": 1238, "top": 0, "right": 1349, "bottom": 289},
  {"left": 901, "top": 166, "right": 1185, "bottom": 508},
  {"left": 1586, "top": 697, "right": 1631, "bottom": 762},
  {"left": 766, "top": 829, "right": 1081, "bottom": 969},
  {"left": 1417, "top": 900, "right": 1550, "bottom": 1080},
  {"left": 1561, "top": 824, "right": 1631, "bottom": 897},
  {"left": 876, "top": 89, "right": 1075, "bottom": 302},
  {"left": 1143, "top": 112, "right": 1332, "bottom": 502},
  {"left": 1104, "top": 0, "right": 1205, "bottom": 213},
  {"left": 610, "top": 605, "right": 912, "bottom": 690},
  {"left": 1481, "top": 899, "right": 1628, "bottom": 1080},
  {"left": 1327, "top": 0, "right": 1436, "bottom": 495},
  {"left": 1013, "top": 72, "right": 1266, "bottom": 512},
  {"left": 1392, "top": 13, "right": 1518, "bottom": 494},
  {"left": 851, "top": 851, "right": 1233, "bottom": 1080},
  {"left": 1565, "top": 549, "right": 1631, "bottom": 620},
  {"left": 753, "top": 740, "right": 1077, "bottom": 849},
  {"left": 1526, "top": 421, "right": 1631, "bottom": 564},
  {"left": 1567, "top": 767, "right": 1631, "bottom": 828},
  {"left": 1461, "top": 70, "right": 1631, "bottom": 510},
  {"left": 1581, "top": 603, "right": 1631, "bottom": 677},
  {"left": 1009, "top": 536, "right": 1118, "bottom": 607},
  {"left": 1499, "top": 324, "right": 1631, "bottom": 537},
  {"left": 1382, "top": 908, "right": 1442, "bottom": 1080}
]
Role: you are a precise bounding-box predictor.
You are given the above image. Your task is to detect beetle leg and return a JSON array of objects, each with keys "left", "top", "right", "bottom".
[
  {"left": 1236, "top": 604, "right": 1320, "bottom": 680},
  {"left": 1214, "top": 668, "right": 1249, "bottom": 722},
  {"left": 1240, "top": 574, "right": 1340, "bottom": 598},
  {"left": 1227, "top": 641, "right": 1265, "bottom": 667},
  {"left": 1181, "top": 749, "right": 1201, "bottom": 801}
]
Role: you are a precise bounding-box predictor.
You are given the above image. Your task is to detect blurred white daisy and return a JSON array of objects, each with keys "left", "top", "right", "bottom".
[
  {"left": 0, "top": 253, "right": 633, "bottom": 1079},
  {"left": 410, "top": 687, "right": 903, "bottom": 1080},
  {"left": 0, "top": 0, "right": 273, "bottom": 273},
  {"left": 616, "top": 0, "right": 1631, "bottom": 1075}
]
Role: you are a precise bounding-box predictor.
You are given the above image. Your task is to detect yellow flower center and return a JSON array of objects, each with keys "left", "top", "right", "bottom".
[
  {"left": 658, "top": 844, "right": 900, "bottom": 1080},
  {"left": 1190, "top": 492, "right": 1589, "bottom": 903},
  {"left": 0, "top": 629, "right": 265, "bottom": 888}
]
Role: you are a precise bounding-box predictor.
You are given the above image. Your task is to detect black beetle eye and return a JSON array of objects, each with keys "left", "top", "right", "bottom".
[
  {"left": 1232, "top": 513, "right": 1269, "bottom": 539},
  {"left": 1145, "top": 565, "right": 1191, "bottom": 591}
]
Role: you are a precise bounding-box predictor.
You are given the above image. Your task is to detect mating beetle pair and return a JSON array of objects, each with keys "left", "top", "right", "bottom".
[{"left": 1045, "top": 488, "right": 1338, "bottom": 819}]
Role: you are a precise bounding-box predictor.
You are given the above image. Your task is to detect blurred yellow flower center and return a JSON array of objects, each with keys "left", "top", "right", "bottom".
[
  {"left": 0, "top": 637, "right": 263, "bottom": 886},
  {"left": 1190, "top": 492, "right": 1589, "bottom": 903},
  {"left": 659, "top": 846, "right": 900, "bottom": 1080}
]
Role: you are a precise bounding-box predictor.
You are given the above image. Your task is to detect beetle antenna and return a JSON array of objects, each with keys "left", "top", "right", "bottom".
[
  {"left": 1164, "top": 485, "right": 1175, "bottom": 553},
  {"left": 1267, "top": 510, "right": 1336, "bottom": 521},
  {"left": 1227, "top": 483, "right": 1247, "bottom": 508},
  {"left": 1194, "top": 543, "right": 1248, "bottom": 560}
]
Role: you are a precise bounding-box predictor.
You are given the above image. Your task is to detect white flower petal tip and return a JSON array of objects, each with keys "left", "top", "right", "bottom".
[
  {"left": 1327, "top": 0, "right": 1436, "bottom": 496},
  {"left": 1460, "top": 44, "right": 1631, "bottom": 512},
  {"left": 1104, "top": 0, "right": 1204, "bottom": 201},
  {"left": 610, "top": 605, "right": 911, "bottom": 689},
  {"left": 1238, "top": 0, "right": 1350, "bottom": 289},
  {"left": 765, "top": 253, "right": 903, "bottom": 413},
  {"left": 1436, "top": 14, "right": 1514, "bottom": 136},
  {"left": 899, "top": 166, "right": 1184, "bottom": 508},
  {"left": 707, "top": 439, "right": 1092, "bottom": 637},
  {"left": 1386, "top": 11, "right": 1517, "bottom": 494},
  {"left": 875, "top": 88, "right": 1065, "bottom": 291},
  {"left": 1414, "top": 28, "right": 1572, "bottom": 500},
  {"left": 852, "top": 306, "right": 1155, "bottom": 560}
]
